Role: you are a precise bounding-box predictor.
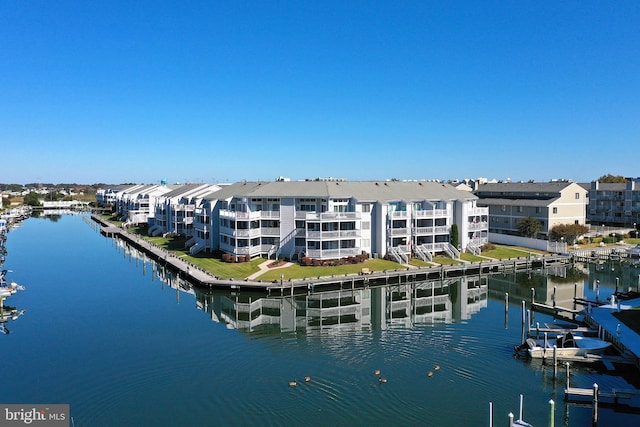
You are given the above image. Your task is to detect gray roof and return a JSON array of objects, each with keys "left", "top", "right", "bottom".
[
  {"left": 202, "top": 180, "right": 476, "bottom": 203},
  {"left": 476, "top": 181, "right": 576, "bottom": 194},
  {"left": 161, "top": 183, "right": 209, "bottom": 198},
  {"left": 477, "top": 197, "right": 560, "bottom": 207}
]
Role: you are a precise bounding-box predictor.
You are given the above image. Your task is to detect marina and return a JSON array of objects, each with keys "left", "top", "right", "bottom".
[{"left": 2, "top": 213, "right": 640, "bottom": 426}]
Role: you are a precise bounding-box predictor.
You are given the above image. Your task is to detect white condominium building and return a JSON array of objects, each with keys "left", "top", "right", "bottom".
[{"left": 191, "top": 180, "right": 488, "bottom": 261}]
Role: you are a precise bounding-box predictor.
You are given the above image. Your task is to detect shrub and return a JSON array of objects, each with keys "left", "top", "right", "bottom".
[{"left": 481, "top": 243, "right": 496, "bottom": 251}]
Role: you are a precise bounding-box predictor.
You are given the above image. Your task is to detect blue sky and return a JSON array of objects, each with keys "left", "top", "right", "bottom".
[{"left": 1, "top": 1, "right": 638, "bottom": 185}]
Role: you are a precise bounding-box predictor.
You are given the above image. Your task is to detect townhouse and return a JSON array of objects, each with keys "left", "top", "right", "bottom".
[
  {"left": 191, "top": 179, "right": 488, "bottom": 261},
  {"left": 474, "top": 181, "right": 588, "bottom": 239},
  {"left": 148, "top": 183, "right": 222, "bottom": 237}
]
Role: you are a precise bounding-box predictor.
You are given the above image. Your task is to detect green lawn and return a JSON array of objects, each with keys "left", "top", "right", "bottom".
[
  {"left": 481, "top": 245, "right": 537, "bottom": 259},
  {"left": 432, "top": 256, "right": 464, "bottom": 265},
  {"left": 408, "top": 259, "right": 436, "bottom": 268},
  {"left": 460, "top": 253, "right": 486, "bottom": 263},
  {"left": 257, "top": 259, "right": 406, "bottom": 281}
]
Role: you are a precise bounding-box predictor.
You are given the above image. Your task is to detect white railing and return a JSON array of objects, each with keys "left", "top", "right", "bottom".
[
  {"left": 390, "top": 228, "right": 409, "bottom": 236},
  {"left": 389, "top": 211, "right": 409, "bottom": 218},
  {"left": 413, "top": 209, "right": 449, "bottom": 218},
  {"left": 299, "top": 212, "right": 361, "bottom": 221},
  {"left": 305, "top": 248, "right": 360, "bottom": 258},
  {"left": 307, "top": 230, "right": 361, "bottom": 239},
  {"left": 468, "top": 222, "right": 488, "bottom": 231},
  {"left": 260, "top": 227, "right": 280, "bottom": 235},
  {"left": 260, "top": 211, "right": 281, "bottom": 219},
  {"left": 469, "top": 207, "right": 489, "bottom": 216}
]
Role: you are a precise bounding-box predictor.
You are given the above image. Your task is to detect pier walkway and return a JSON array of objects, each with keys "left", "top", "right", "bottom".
[{"left": 585, "top": 298, "right": 640, "bottom": 369}]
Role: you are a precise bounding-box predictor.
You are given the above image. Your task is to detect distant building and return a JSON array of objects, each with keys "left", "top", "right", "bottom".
[
  {"left": 474, "top": 181, "right": 588, "bottom": 239},
  {"left": 588, "top": 178, "right": 640, "bottom": 228}
]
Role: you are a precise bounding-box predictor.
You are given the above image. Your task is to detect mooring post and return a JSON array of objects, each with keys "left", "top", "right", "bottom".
[
  {"left": 548, "top": 399, "right": 555, "bottom": 427},
  {"left": 592, "top": 383, "right": 599, "bottom": 424},
  {"left": 530, "top": 287, "right": 535, "bottom": 306},
  {"left": 543, "top": 332, "right": 548, "bottom": 360},
  {"left": 508, "top": 412, "right": 514, "bottom": 427},
  {"left": 596, "top": 280, "right": 600, "bottom": 301},
  {"left": 521, "top": 301, "right": 526, "bottom": 344},
  {"left": 615, "top": 277, "right": 619, "bottom": 294},
  {"left": 505, "top": 293, "right": 509, "bottom": 314},
  {"left": 519, "top": 394, "right": 524, "bottom": 421},
  {"left": 553, "top": 345, "right": 558, "bottom": 378},
  {"left": 488, "top": 402, "right": 493, "bottom": 427}
]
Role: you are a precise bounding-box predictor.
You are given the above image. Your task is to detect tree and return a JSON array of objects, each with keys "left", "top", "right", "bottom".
[
  {"left": 23, "top": 192, "right": 41, "bottom": 207},
  {"left": 598, "top": 174, "right": 626, "bottom": 183},
  {"left": 517, "top": 217, "right": 541, "bottom": 238},
  {"left": 549, "top": 223, "right": 589, "bottom": 244},
  {"left": 450, "top": 224, "right": 459, "bottom": 249}
]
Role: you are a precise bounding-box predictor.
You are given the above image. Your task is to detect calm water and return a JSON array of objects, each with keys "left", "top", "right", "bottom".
[{"left": 1, "top": 214, "right": 639, "bottom": 426}]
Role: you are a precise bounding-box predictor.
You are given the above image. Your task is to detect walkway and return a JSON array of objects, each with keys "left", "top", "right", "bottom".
[
  {"left": 247, "top": 260, "right": 294, "bottom": 280},
  {"left": 586, "top": 298, "right": 640, "bottom": 367}
]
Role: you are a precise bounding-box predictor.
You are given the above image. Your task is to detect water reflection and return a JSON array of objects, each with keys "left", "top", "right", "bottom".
[
  {"left": 0, "top": 302, "right": 25, "bottom": 335},
  {"left": 193, "top": 277, "right": 488, "bottom": 334}
]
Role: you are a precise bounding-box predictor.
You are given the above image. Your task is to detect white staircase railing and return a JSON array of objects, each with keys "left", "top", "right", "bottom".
[{"left": 448, "top": 243, "right": 460, "bottom": 259}]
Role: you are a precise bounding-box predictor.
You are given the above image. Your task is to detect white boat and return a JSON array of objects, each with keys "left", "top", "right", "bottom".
[{"left": 523, "top": 332, "right": 611, "bottom": 359}]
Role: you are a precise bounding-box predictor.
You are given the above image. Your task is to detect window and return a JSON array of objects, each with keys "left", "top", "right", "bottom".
[
  {"left": 575, "top": 193, "right": 580, "bottom": 200},
  {"left": 552, "top": 207, "right": 558, "bottom": 214},
  {"left": 362, "top": 204, "right": 371, "bottom": 213},
  {"left": 501, "top": 205, "right": 506, "bottom": 212}
]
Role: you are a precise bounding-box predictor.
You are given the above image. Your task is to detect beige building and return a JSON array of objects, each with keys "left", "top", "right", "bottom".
[{"left": 475, "top": 181, "right": 588, "bottom": 239}]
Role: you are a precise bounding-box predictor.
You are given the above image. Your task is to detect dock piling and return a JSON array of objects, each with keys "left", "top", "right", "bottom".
[
  {"left": 592, "top": 383, "right": 599, "bottom": 424},
  {"left": 548, "top": 399, "right": 555, "bottom": 427}
]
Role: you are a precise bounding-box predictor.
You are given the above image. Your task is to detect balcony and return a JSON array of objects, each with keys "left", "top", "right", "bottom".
[
  {"left": 413, "top": 226, "right": 449, "bottom": 235},
  {"left": 307, "top": 230, "right": 361, "bottom": 239},
  {"left": 468, "top": 221, "right": 488, "bottom": 231},
  {"left": 389, "top": 211, "right": 408, "bottom": 218},
  {"left": 413, "top": 209, "right": 449, "bottom": 218},
  {"left": 297, "top": 211, "right": 361, "bottom": 221},
  {"left": 220, "top": 209, "right": 263, "bottom": 220},
  {"left": 390, "top": 228, "right": 409, "bottom": 236},
  {"left": 261, "top": 227, "right": 280, "bottom": 236},
  {"left": 469, "top": 207, "right": 488, "bottom": 216},
  {"left": 305, "top": 248, "right": 360, "bottom": 258}
]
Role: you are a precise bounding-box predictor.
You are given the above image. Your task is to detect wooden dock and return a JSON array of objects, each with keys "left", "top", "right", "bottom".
[{"left": 91, "top": 214, "right": 573, "bottom": 294}]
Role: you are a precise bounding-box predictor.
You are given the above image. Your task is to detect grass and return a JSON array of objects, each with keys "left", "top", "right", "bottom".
[
  {"left": 432, "top": 256, "right": 464, "bottom": 265},
  {"left": 460, "top": 253, "right": 486, "bottom": 263},
  {"left": 481, "top": 245, "right": 537, "bottom": 259},
  {"left": 257, "top": 259, "right": 406, "bottom": 281},
  {"left": 106, "top": 215, "right": 566, "bottom": 280},
  {"left": 408, "top": 259, "right": 436, "bottom": 268}
]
